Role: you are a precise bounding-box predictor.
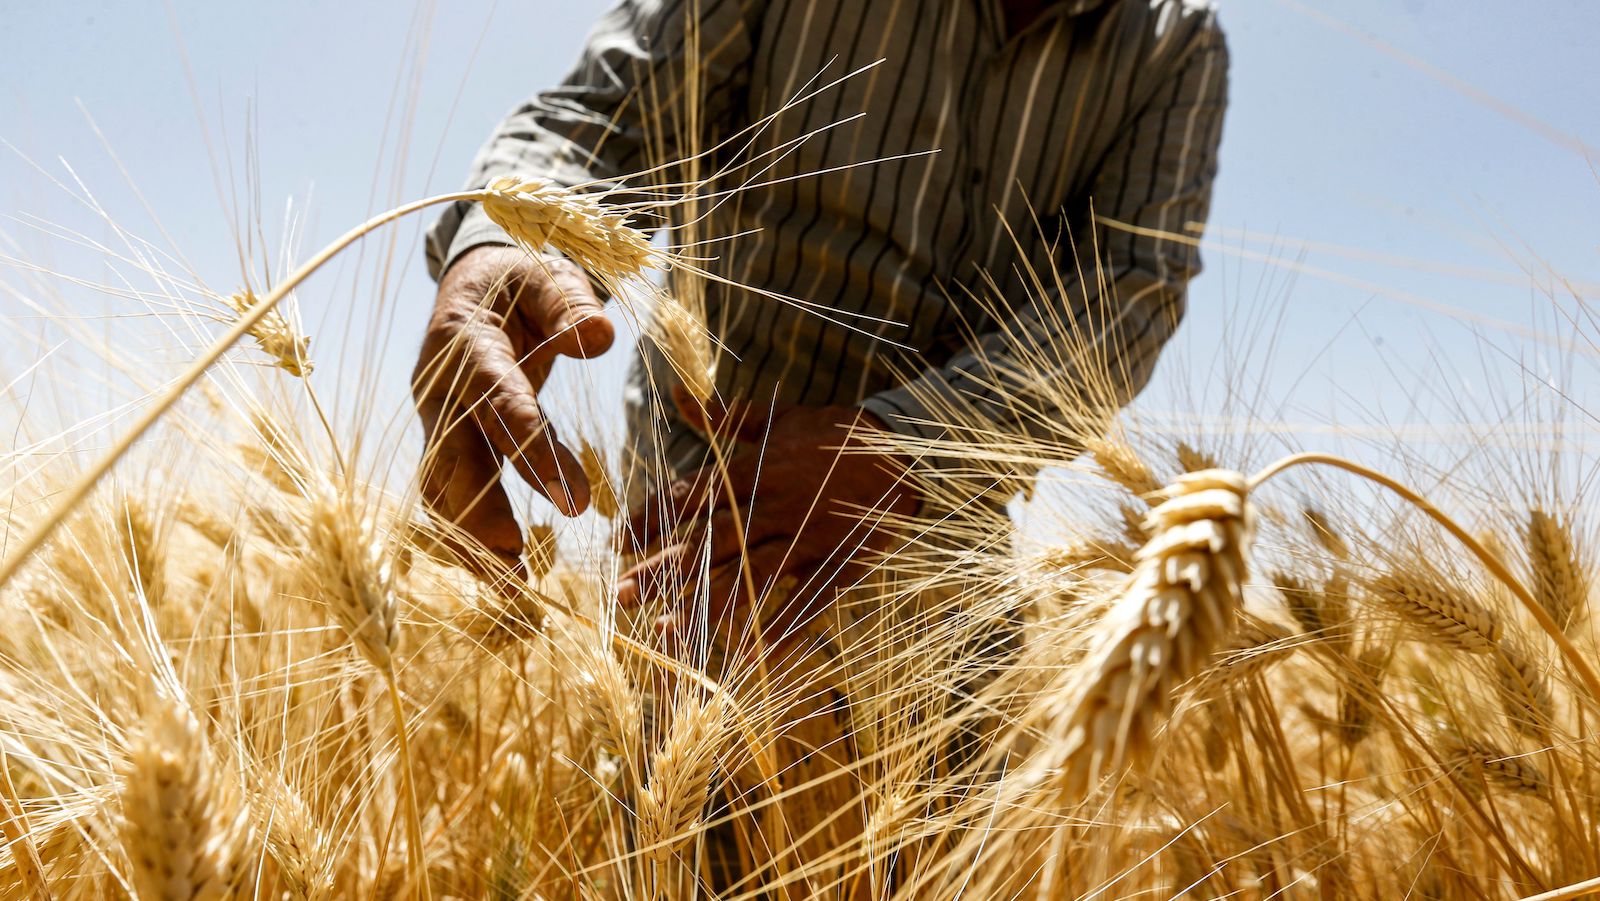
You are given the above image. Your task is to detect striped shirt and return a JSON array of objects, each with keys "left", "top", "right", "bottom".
[{"left": 426, "top": 0, "right": 1229, "bottom": 483}]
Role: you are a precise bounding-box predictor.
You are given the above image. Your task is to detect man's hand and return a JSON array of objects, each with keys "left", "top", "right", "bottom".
[
  {"left": 413, "top": 245, "right": 614, "bottom": 572},
  {"left": 616, "top": 395, "right": 919, "bottom": 646}
]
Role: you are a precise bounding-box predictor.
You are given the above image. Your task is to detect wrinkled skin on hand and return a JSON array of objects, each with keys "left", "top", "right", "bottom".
[
  {"left": 616, "top": 392, "right": 921, "bottom": 650},
  {"left": 412, "top": 245, "right": 614, "bottom": 574}
]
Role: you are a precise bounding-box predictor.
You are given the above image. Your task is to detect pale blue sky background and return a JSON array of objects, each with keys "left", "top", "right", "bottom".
[{"left": 3, "top": 0, "right": 1597, "bottom": 482}]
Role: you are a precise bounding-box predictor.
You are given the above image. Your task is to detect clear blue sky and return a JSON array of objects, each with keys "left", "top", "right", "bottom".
[{"left": 3, "top": 0, "right": 1597, "bottom": 475}]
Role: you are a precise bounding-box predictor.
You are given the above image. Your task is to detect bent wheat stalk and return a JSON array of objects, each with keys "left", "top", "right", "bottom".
[{"left": 0, "top": 178, "right": 663, "bottom": 592}]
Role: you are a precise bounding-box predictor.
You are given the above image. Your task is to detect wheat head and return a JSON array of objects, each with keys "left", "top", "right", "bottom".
[
  {"left": 117, "top": 698, "right": 248, "bottom": 901},
  {"left": 1042, "top": 468, "right": 1255, "bottom": 798},
  {"left": 479, "top": 176, "right": 655, "bottom": 283}
]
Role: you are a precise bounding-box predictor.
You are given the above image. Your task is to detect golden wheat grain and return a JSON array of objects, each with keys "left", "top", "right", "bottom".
[
  {"left": 252, "top": 775, "right": 334, "bottom": 900},
  {"left": 1174, "top": 442, "right": 1220, "bottom": 474},
  {"left": 1439, "top": 735, "right": 1549, "bottom": 798},
  {"left": 1526, "top": 508, "right": 1589, "bottom": 634},
  {"left": 1494, "top": 640, "right": 1555, "bottom": 740},
  {"left": 177, "top": 499, "right": 238, "bottom": 549},
  {"left": 1083, "top": 434, "right": 1164, "bottom": 499},
  {"left": 305, "top": 491, "right": 398, "bottom": 672},
  {"left": 479, "top": 176, "right": 655, "bottom": 282},
  {"left": 1118, "top": 502, "right": 1150, "bottom": 545},
  {"left": 1372, "top": 572, "right": 1501, "bottom": 652},
  {"left": 1336, "top": 645, "right": 1390, "bottom": 746},
  {"left": 649, "top": 294, "right": 716, "bottom": 403},
  {"left": 525, "top": 522, "right": 558, "bottom": 581},
  {"left": 573, "top": 640, "right": 643, "bottom": 765},
  {"left": 1041, "top": 469, "right": 1255, "bottom": 797},
  {"left": 1302, "top": 507, "right": 1350, "bottom": 560},
  {"left": 635, "top": 692, "right": 729, "bottom": 867},
  {"left": 118, "top": 698, "right": 247, "bottom": 901},
  {"left": 578, "top": 441, "right": 621, "bottom": 521},
  {"left": 0, "top": 760, "right": 49, "bottom": 901},
  {"left": 117, "top": 494, "right": 165, "bottom": 606},
  {"left": 1039, "top": 537, "right": 1140, "bottom": 574},
  {"left": 224, "top": 289, "right": 312, "bottom": 377},
  {"left": 1273, "top": 572, "right": 1322, "bottom": 634}
]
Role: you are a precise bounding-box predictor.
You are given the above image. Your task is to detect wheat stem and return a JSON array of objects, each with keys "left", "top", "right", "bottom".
[
  {"left": 1515, "top": 875, "right": 1600, "bottom": 901},
  {"left": 0, "top": 750, "right": 49, "bottom": 901},
  {"left": 386, "top": 676, "right": 431, "bottom": 901}
]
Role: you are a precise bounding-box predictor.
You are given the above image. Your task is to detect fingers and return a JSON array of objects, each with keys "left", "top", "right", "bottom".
[
  {"left": 615, "top": 505, "right": 764, "bottom": 606},
  {"left": 619, "top": 467, "right": 720, "bottom": 555},
  {"left": 671, "top": 385, "right": 783, "bottom": 445},
  {"left": 416, "top": 397, "right": 524, "bottom": 574},
  {"left": 467, "top": 358, "right": 590, "bottom": 517},
  {"left": 521, "top": 256, "right": 614, "bottom": 360},
  {"left": 649, "top": 539, "right": 797, "bottom": 648}
]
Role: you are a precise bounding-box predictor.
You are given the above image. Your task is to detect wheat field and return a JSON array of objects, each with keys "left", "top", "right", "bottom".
[{"left": 3, "top": 16, "right": 1600, "bottom": 901}]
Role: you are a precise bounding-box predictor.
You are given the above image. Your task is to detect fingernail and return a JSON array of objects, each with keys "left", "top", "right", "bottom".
[
  {"left": 616, "top": 578, "right": 638, "bottom": 606},
  {"left": 544, "top": 478, "right": 573, "bottom": 516}
]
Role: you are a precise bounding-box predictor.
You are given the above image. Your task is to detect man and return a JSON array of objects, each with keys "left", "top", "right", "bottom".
[{"left": 417, "top": 0, "right": 1227, "bottom": 637}]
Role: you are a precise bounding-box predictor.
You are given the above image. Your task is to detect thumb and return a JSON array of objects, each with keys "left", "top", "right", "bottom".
[{"left": 520, "top": 256, "right": 614, "bottom": 360}]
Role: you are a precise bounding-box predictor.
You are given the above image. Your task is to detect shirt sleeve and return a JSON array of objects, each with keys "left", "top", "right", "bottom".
[
  {"left": 425, "top": 0, "right": 758, "bottom": 281},
  {"left": 860, "top": 13, "right": 1229, "bottom": 465}
]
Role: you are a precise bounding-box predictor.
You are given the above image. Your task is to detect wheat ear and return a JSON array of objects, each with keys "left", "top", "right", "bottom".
[
  {"left": 1044, "top": 468, "right": 1254, "bottom": 797},
  {"left": 1495, "top": 640, "right": 1555, "bottom": 740},
  {"left": 578, "top": 441, "right": 621, "bottom": 521},
  {"left": 1526, "top": 508, "right": 1589, "bottom": 634},
  {"left": 479, "top": 176, "right": 655, "bottom": 282},
  {"left": 1372, "top": 572, "right": 1500, "bottom": 652},
  {"left": 1248, "top": 452, "right": 1600, "bottom": 704},
  {"left": 224, "top": 289, "right": 312, "bottom": 376},
  {"left": 303, "top": 492, "right": 429, "bottom": 899},
  {"left": 636, "top": 692, "right": 729, "bottom": 869},
  {"left": 647, "top": 294, "right": 717, "bottom": 403},
  {"left": 118, "top": 698, "right": 247, "bottom": 901},
  {"left": 1439, "top": 736, "right": 1549, "bottom": 798},
  {"left": 1083, "top": 434, "right": 1164, "bottom": 499},
  {"left": 305, "top": 494, "right": 398, "bottom": 672}
]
